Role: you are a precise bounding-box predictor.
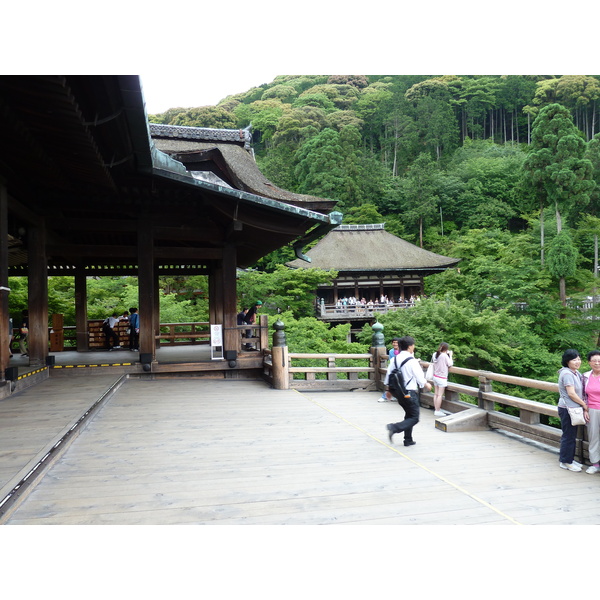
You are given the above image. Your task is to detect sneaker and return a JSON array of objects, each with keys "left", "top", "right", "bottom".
[
  {"left": 560, "top": 462, "right": 582, "bottom": 472},
  {"left": 586, "top": 465, "right": 600, "bottom": 474},
  {"left": 404, "top": 440, "right": 416, "bottom": 447},
  {"left": 386, "top": 424, "right": 394, "bottom": 443},
  {"left": 434, "top": 410, "right": 445, "bottom": 417},
  {"left": 378, "top": 395, "right": 387, "bottom": 403}
]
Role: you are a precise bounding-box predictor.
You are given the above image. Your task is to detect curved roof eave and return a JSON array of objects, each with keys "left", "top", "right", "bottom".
[{"left": 150, "top": 146, "right": 336, "bottom": 225}]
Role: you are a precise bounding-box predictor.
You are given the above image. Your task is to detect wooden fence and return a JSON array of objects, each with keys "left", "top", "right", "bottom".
[{"left": 264, "top": 345, "right": 582, "bottom": 460}]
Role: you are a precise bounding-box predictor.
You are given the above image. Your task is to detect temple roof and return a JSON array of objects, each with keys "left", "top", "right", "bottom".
[
  {"left": 286, "top": 223, "right": 460, "bottom": 273},
  {"left": 150, "top": 123, "right": 337, "bottom": 213},
  {"left": 0, "top": 76, "right": 341, "bottom": 273}
]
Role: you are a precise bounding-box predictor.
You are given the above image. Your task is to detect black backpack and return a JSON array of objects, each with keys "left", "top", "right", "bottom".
[{"left": 389, "top": 355, "right": 414, "bottom": 401}]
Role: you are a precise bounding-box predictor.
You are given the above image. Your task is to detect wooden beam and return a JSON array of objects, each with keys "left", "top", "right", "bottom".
[
  {"left": 46, "top": 245, "right": 224, "bottom": 260},
  {"left": 7, "top": 194, "right": 44, "bottom": 228}
]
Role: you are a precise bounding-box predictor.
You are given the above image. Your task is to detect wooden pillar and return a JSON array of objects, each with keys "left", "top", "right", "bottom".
[
  {"left": 208, "top": 266, "right": 219, "bottom": 326},
  {"left": 154, "top": 271, "right": 160, "bottom": 349},
  {"left": 28, "top": 222, "right": 48, "bottom": 367},
  {"left": 222, "top": 244, "right": 238, "bottom": 354},
  {"left": 271, "top": 318, "right": 289, "bottom": 390},
  {"left": 478, "top": 374, "right": 494, "bottom": 411},
  {"left": 371, "top": 346, "right": 388, "bottom": 392},
  {"left": 0, "top": 181, "right": 9, "bottom": 378},
  {"left": 138, "top": 219, "right": 155, "bottom": 362},
  {"left": 74, "top": 267, "right": 89, "bottom": 351}
]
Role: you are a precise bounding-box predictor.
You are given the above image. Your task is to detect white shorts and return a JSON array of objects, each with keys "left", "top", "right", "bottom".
[{"left": 433, "top": 375, "right": 448, "bottom": 388}]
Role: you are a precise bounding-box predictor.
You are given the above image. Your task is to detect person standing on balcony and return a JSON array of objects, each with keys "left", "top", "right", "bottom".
[
  {"left": 18, "top": 309, "right": 28, "bottom": 357},
  {"left": 384, "top": 336, "right": 432, "bottom": 447},
  {"left": 103, "top": 312, "right": 122, "bottom": 350},
  {"left": 243, "top": 301, "right": 262, "bottom": 350},
  {"left": 557, "top": 349, "right": 588, "bottom": 472},
  {"left": 583, "top": 350, "right": 600, "bottom": 474},
  {"left": 237, "top": 308, "right": 248, "bottom": 326},
  {"left": 128, "top": 307, "right": 139, "bottom": 351},
  {"left": 430, "top": 342, "right": 453, "bottom": 417}
]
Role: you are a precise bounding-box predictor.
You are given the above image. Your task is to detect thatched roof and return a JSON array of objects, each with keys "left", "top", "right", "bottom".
[
  {"left": 150, "top": 123, "right": 337, "bottom": 213},
  {"left": 286, "top": 224, "right": 460, "bottom": 273}
]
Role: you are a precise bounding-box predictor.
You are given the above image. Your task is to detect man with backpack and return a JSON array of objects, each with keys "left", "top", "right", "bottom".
[{"left": 383, "top": 335, "right": 432, "bottom": 447}]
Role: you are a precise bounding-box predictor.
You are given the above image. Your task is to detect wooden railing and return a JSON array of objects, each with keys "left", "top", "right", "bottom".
[
  {"left": 19, "top": 318, "right": 268, "bottom": 353},
  {"left": 286, "top": 352, "right": 376, "bottom": 390},
  {"left": 317, "top": 302, "right": 415, "bottom": 319},
  {"left": 156, "top": 322, "right": 210, "bottom": 345}
]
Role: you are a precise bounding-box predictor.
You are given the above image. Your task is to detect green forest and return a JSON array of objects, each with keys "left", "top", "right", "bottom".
[{"left": 11, "top": 75, "right": 600, "bottom": 390}]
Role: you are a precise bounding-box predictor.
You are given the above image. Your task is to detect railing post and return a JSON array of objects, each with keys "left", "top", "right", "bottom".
[
  {"left": 370, "top": 321, "right": 387, "bottom": 392},
  {"left": 259, "top": 314, "right": 269, "bottom": 351},
  {"left": 271, "top": 319, "right": 289, "bottom": 390},
  {"left": 327, "top": 356, "right": 336, "bottom": 380},
  {"left": 478, "top": 372, "right": 495, "bottom": 411}
]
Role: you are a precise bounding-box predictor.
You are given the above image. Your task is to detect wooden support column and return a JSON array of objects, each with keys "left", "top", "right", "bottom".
[
  {"left": 271, "top": 318, "right": 288, "bottom": 389},
  {"left": 28, "top": 222, "right": 48, "bottom": 367},
  {"left": 222, "top": 244, "right": 238, "bottom": 355},
  {"left": 138, "top": 219, "right": 155, "bottom": 363},
  {"left": 74, "top": 267, "right": 89, "bottom": 351},
  {"left": 211, "top": 264, "right": 225, "bottom": 327},
  {"left": 154, "top": 271, "right": 160, "bottom": 349},
  {"left": 0, "top": 181, "right": 9, "bottom": 378},
  {"left": 478, "top": 375, "right": 494, "bottom": 411},
  {"left": 208, "top": 266, "right": 218, "bottom": 326}
]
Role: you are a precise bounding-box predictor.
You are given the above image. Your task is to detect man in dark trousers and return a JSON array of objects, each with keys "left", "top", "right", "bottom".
[
  {"left": 128, "top": 307, "right": 139, "bottom": 351},
  {"left": 103, "top": 312, "right": 121, "bottom": 350},
  {"left": 384, "top": 335, "right": 432, "bottom": 446}
]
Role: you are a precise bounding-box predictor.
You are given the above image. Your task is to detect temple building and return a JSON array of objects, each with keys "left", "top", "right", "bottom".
[
  {"left": 0, "top": 75, "right": 340, "bottom": 390},
  {"left": 286, "top": 223, "right": 460, "bottom": 323}
]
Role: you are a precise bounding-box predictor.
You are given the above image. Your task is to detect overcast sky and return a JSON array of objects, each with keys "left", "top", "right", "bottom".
[
  {"left": 4, "top": 1, "right": 595, "bottom": 117},
  {"left": 139, "top": 70, "right": 279, "bottom": 114}
]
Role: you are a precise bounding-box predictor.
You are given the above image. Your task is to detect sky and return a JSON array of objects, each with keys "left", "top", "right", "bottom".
[
  {"left": 139, "top": 70, "right": 278, "bottom": 114},
  {"left": 3, "top": 2, "right": 596, "bottom": 116}
]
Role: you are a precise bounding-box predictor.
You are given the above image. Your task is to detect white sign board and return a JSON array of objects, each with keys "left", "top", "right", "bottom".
[{"left": 210, "top": 324, "right": 224, "bottom": 360}]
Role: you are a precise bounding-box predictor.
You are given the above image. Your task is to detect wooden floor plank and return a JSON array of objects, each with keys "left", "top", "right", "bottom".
[{"left": 5, "top": 379, "right": 600, "bottom": 525}]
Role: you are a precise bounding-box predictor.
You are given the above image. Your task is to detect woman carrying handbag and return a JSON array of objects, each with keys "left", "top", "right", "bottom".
[{"left": 557, "top": 349, "right": 588, "bottom": 472}]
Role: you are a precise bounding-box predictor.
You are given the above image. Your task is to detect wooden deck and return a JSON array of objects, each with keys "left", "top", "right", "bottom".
[{"left": 2, "top": 375, "right": 600, "bottom": 525}]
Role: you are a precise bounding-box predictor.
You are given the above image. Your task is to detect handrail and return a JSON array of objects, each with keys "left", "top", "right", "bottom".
[
  {"left": 286, "top": 351, "right": 375, "bottom": 390},
  {"left": 317, "top": 302, "right": 414, "bottom": 318}
]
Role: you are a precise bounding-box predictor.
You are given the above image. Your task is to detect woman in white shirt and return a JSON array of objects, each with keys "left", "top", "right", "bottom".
[{"left": 431, "top": 342, "right": 453, "bottom": 417}]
